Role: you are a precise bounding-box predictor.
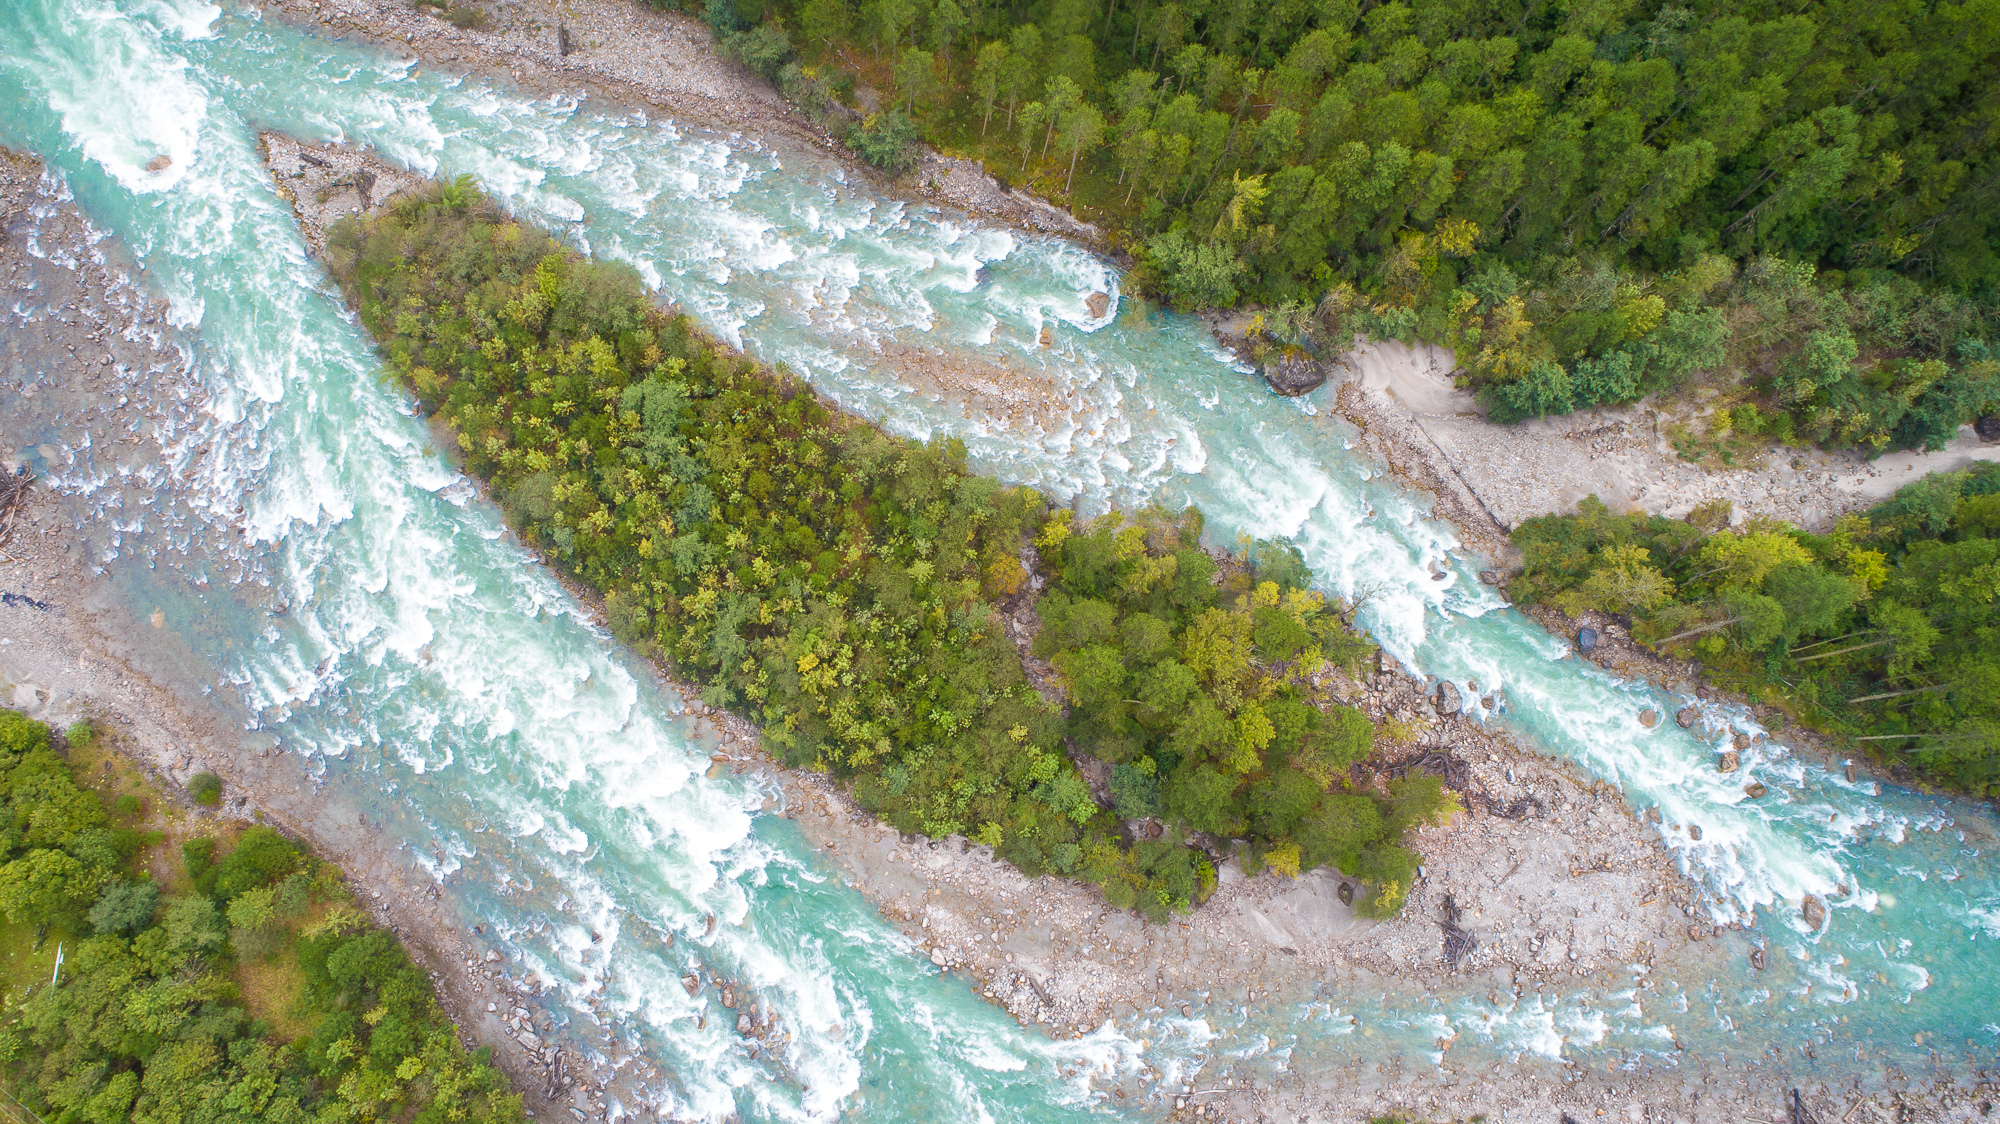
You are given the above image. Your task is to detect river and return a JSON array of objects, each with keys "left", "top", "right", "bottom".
[{"left": 0, "top": 2, "right": 1993, "bottom": 1120}]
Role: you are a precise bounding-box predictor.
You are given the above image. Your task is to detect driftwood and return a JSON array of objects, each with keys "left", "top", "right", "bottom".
[
  {"left": 542, "top": 1050, "right": 566, "bottom": 1100},
  {"left": 0, "top": 467, "right": 31, "bottom": 553},
  {"left": 1791, "top": 1088, "right": 1823, "bottom": 1124},
  {"left": 1439, "top": 893, "right": 1477, "bottom": 971},
  {"left": 1391, "top": 748, "right": 1545, "bottom": 821},
  {"left": 299, "top": 150, "right": 329, "bottom": 168}
]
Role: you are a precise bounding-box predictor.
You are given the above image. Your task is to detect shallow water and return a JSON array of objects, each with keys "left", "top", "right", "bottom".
[{"left": 0, "top": 2, "right": 1993, "bottom": 1119}]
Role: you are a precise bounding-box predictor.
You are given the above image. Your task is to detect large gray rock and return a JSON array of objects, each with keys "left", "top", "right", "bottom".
[
  {"left": 1676, "top": 706, "right": 1698, "bottom": 729},
  {"left": 1262, "top": 348, "right": 1329, "bottom": 396},
  {"left": 1576, "top": 627, "right": 1599, "bottom": 654},
  {"left": 1435, "top": 680, "right": 1464, "bottom": 715}
]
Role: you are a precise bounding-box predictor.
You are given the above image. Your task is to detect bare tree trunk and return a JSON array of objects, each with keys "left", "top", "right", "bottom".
[
  {"left": 1795, "top": 638, "right": 1895, "bottom": 663},
  {"left": 1849, "top": 683, "right": 1950, "bottom": 704},
  {"left": 1655, "top": 616, "right": 1743, "bottom": 644},
  {"left": 1790, "top": 629, "right": 1876, "bottom": 654}
]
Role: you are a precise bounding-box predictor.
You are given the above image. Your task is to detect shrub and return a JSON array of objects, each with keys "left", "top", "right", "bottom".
[
  {"left": 847, "top": 111, "right": 922, "bottom": 172},
  {"left": 88, "top": 879, "right": 160, "bottom": 936},
  {"left": 188, "top": 771, "right": 222, "bottom": 805},
  {"left": 721, "top": 23, "right": 794, "bottom": 82}
]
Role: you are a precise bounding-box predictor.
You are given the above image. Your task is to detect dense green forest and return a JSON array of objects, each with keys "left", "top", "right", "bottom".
[
  {"left": 1510, "top": 464, "right": 2000, "bottom": 791},
  {"left": 0, "top": 710, "right": 522, "bottom": 1124},
  {"left": 1034, "top": 511, "right": 1455, "bottom": 912},
  {"left": 323, "top": 182, "right": 1454, "bottom": 916},
  {"left": 679, "top": 0, "right": 2000, "bottom": 445}
]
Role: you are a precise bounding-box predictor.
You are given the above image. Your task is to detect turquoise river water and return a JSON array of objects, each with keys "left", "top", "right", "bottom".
[{"left": 0, "top": 2, "right": 1994, "bottom": 1120}]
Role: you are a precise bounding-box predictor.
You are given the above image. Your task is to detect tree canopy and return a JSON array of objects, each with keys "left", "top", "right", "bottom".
[
  {"left": 0, "top": 711, "right": 522, "bottom": 1124},
  {"left": 1512, "top": 463, "right": 2000, "bottom": 791},
  {"left": 703, "top": 0, "right": 1999, "bottom": 447}
]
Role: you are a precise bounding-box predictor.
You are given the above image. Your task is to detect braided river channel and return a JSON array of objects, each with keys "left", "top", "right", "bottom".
[{"left": 2, "top": 1, "right": 1995, "bottom": 1120}]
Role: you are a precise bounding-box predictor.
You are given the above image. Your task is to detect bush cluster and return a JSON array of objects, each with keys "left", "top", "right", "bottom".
[
  {"left": 324, "top": 184, "right": 1445, "bottom": 916},
  {"left": 0, "top": 710, "right": 522, "bottom": 1124},
  {"left": 1512, "top": 463, "right": 2000, "bottom": 791}
]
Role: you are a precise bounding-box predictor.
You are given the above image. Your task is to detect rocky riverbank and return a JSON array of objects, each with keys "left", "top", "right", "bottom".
[
  {"left": 248, "top": 0, "right": 1099, "bottom": 246},
  {"left": 0, "top": 148, "right": 608, "bottom": 1122},
  {"left": 246, "top": 130, "right": 1995, "bottom": 1123}
]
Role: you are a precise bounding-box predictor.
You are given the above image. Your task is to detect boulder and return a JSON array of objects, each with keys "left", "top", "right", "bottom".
[
  {"left": 1843, "top": 761, "right": 1859, "bottom": 783},
  {"left": 1576, "top": 627, "right": 1599, "bottom": 654},
  {"left": 1802, "top": 894, "right": 1827, "bottom": 930},
  {"left": 1262, "top": 348, "right": 1329, "bottom": 396},
  {"left": 1085, "top": 291, "right": 1109, "bottom": 318},
  {"left": 1675, "top": 706, "right": 1698, "bottom": 729},
  {"left": 1687, "top": 824, "right": 1703, "bottom": 841},
  {"left": 1733, "top": 733, "right": 1751, "bottom": 750},
  {"left": 1750, "top": 947, "right": 1768, "bottom": 971},
  {"left": 1638, "top": 709, "right": 1659, "bottom": 728},
  {"left": 736, "top": 1014, "right": 754, "bottom": 1035},
  {"left": 1717, "top": 751, "right": 1740, "bottom": 773},
  {"left": 680, "top": 974, "right": 700, "bottom": 997},
  {"left": 1977, "top": 414, "right": 2000, "bottom": 441},
  {"left": 1744, "top": 782, "right": 1768, "bottom": 798},
  {"left": 1435, "top": 681, "right": 1464, "bottom": 715}
]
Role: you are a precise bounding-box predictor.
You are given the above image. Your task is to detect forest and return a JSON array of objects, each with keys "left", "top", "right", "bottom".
[
  {"left": 323, "top": 182, "right": 1456, "bottom": 917},
  {"left": 0, "top": 710, "right": 523, "bottom": 1124},
  {"left": 1509, "top": 464, "right": 2000, "bottom": 791},
  {"left": 681, "top": 0, "right": 2000, "bottom": 447}
]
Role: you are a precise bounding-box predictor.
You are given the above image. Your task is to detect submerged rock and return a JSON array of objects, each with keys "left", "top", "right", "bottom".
[
  {"left": 1802, "top": 894, "right": 1827, "bottom": 930},
  {"left": 1751, "top": 946, "right": 1768, "bottom": 970},
  {"left": 1576, "top": 627, "right": 1598, "bottom": 654},
  {"left": 1744, "top": 782, "right": 1768, "bottom": 798},
  {"left": 1262, "top": 348, "right": 1329, "bottom": 396}
]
